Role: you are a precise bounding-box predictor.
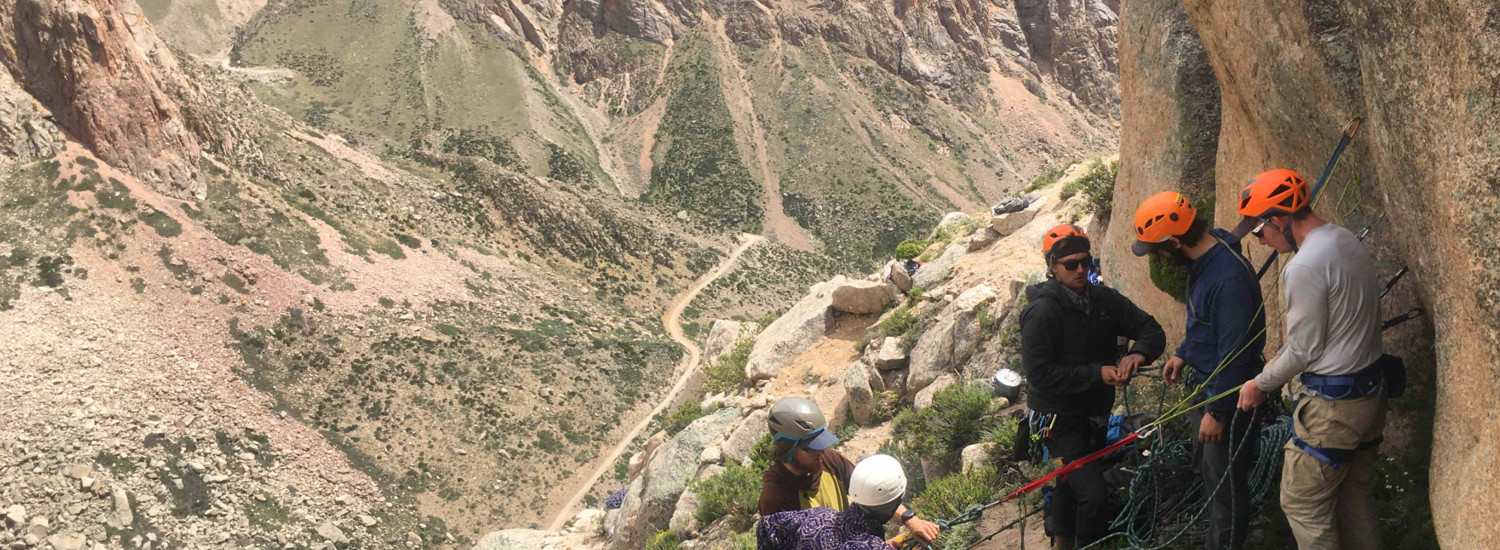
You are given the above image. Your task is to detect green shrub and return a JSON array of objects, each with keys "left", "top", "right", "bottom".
[
  {"left": 871, "top": 390, "right": 902, "bottom": 424},
  {"left": 912, "top": 467, "right": 1000, "bottom": 546},
  {"left": 690, "top": 459, "right": 761, "bottom": 531},
  {"left": 721, "top": 531, "right": 756, "bottom": 550},
  {"left": 894, "top": 239, "right": 927, "bottom": 260},
  {"left": 1149, "top": 253, "right": 1188, "bottom": 304},
  {"left": 892, "top": 382, "right": 995, "bottom": 472},
  {"left": 1024, "top": 161, "right": 1075, "bottom": 193},
  {"left": 660, "top": 401, "right": 708, "bottom": 436},
  {"left": 703, "top": 337, "right": 754, "bottom": 394},
  {"left": 879, "top": 305, "right": 917, "bottom": 338},
  {"left": 748, "top": 433, "right": 774, "bottom": 471},
  {"left": 1059, "top": 178, "right": 1082, "bottom": 200},
  {"left": 981, "top": 415, "right": 1020, "bottom": 463},
  {"left": 646, "top": 530, "right": 682, "bottom": 550},
  {"left": 1075, "top": 160, "right": 1118, "bottom": 218},
  {"left": 906, "top": 287, "right": 924, "bottom": 306}
]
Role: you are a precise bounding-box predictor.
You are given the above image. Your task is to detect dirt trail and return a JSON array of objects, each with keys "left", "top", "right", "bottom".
[
  {"left": 546, "top": 233, "right": 765, "bottom": 530},
  {"left": 708, "top": 19, "right": 814, "bottom": 252}
]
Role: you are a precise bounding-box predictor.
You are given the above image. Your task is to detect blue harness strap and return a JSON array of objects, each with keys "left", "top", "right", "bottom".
[
  {"left": 1291, "top": 434, "right": 1383, "bottom": 470},
  {"left": 1301, "top": 362, "right": 1384, "bottom": 401}
]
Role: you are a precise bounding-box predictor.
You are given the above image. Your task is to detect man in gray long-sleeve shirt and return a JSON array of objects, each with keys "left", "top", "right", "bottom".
[{"left": 1233, "top": 169, "right": 1386, "bottom": 550}]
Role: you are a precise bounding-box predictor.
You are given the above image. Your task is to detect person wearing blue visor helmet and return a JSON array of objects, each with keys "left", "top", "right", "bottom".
[{"left": 756, "top": 397, "right": 939, "bottom": 544}]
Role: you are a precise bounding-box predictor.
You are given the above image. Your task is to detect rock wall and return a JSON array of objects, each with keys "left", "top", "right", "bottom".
[
  {"left": 1101, "top": 0, "right": 1219, "bottom": 339},
  {"left": 0, "top": 0, "right": 220, "bottom": 197},
  {"left": 1112, "top": 1, "right": 1500, "bottom": 546}
]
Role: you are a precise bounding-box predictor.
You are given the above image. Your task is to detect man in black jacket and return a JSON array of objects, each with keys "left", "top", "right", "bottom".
[{"left": 1022, "top": 224, "right": 1167, "bottom": 549}]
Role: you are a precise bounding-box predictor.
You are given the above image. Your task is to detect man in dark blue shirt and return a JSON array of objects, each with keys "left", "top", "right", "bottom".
[{"left": 1131, "top": 191, "right": 1266, "bottom": 550}]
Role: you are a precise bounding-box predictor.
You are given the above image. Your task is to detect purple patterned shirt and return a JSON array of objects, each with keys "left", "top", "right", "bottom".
[{"left": 755, "top": 506, "right": 890, "bottom": 550}]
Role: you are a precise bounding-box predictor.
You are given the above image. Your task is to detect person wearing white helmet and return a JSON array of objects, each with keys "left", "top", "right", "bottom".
[
  {"left": 758, "top": 398, "right": 938, "bottom": 544},
  {"left": 756, "top": 454, "right": 912, "bottom": 550}
]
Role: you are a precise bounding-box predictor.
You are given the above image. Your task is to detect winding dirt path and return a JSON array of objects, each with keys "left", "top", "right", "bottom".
[{"left": 546, "top": 233, "right": 765, "bottom": 530}]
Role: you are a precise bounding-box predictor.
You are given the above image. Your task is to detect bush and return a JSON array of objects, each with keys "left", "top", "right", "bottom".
[
  {"left": 1075, "top": 160, "right": 1118, "bottom": 218},
  {"left": 690, "top": 459, "right": 761, "bottom": 531},
  {"left": 892, "top": 382, "right": 996, "bottom": 472},
  {"left": 981, "top": 415, "right": 1020, "bottom": 464},
  {"left": 871, "top": 390, "right": 902, "bottom": 424},
  {"left": 646, "top": 530, "right": 682, "bottom": 550},
  {"left": 1059, "top": 178, "right": 1082, "bottom": 200},
  {"left": 912, "top": 467, "right": 1001, "bottom": 546},
  {"left": 660, "top": 401, "right": 709, "bottom": 436},
  {"left": 703, "top": 337, "right": 754, "bottom": 394},
  {"left": 748, "top": 433, "right": 774, "bottom": 471},
  {"left": 906, "top": 287, "right": 924, "bottom": 306},
  {"left": 721, "top": 532, "right": 756, "bottom": 550},
  {"left": 894, "top": 239, "right": 927, "bottom": 260},
  {"left": 1149, "top": 253, "right": 1188, "bottom": 304},
  {"left": 1024, "top": 161, "right": 1075, "bottom": 193},
  {"left": 879, "top": 305, "right": 917, "bottom": 338}
]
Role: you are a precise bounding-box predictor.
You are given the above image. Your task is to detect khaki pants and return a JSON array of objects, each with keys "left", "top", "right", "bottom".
[{"left": 1279, "top": 388, "right": 1386, "bottom": 550}]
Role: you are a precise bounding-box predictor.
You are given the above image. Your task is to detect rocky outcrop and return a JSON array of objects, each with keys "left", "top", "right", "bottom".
[
  {"left": 1114, "top": 0, "right": 1500, "bottom": 545},
  {"left": 912, "top": 244, "right": 968, "bottom": 290},
  {"left": 828, "top": 277, "right": 900, "bottom": 314},
  {"left": 991, "top": 195, "right": 1049, "bottom": 235},
  {"left": 0, "top": 0, "right": 219, "bottom": 196},
  {"left": 612, "top": 407, "right": 741, "bottom": 549},
  {"left": 844, "top": 361, "right": 874, "bottom": 425},
  {"left": 907, "top": 285, "right": 996, "bottom": 394},
  {"left": 874, "top": 336, "right": 909, "bottom": 371},
  {"left": 0, "top": 70, "right": 63, "bottom": 162},
  {"left": 1013, "top": 0, "right": 1121, "bottom": 116},
  {"left": 744, "top": 282, "right": 833, "bottom": 381},
  {"left": 718, "top": 408, "right": 767, "bottom": 465},
  {"left": 702, "top": 320, "right": 752, "bottom": 363}
]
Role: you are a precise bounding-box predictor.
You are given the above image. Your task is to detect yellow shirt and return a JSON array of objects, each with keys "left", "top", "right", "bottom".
[{"left": 799, "top": 471, "right": 849, "bottom": 511}]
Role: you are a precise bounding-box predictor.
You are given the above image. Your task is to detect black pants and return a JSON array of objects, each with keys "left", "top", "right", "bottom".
[
  {"left": 1190, "top": 407, "right": 1259, "bottom": 550},
  {"left": 1044, "top": 415, "right": 1111, "bottom": 545}
]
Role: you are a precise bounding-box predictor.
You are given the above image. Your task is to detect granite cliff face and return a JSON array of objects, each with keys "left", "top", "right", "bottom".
[
  {"left": 0, "top": 0, "right": 227, "bottom": 197},
  {"left": 1110, "top": 1, "right": 1500, "bottom": 546}
]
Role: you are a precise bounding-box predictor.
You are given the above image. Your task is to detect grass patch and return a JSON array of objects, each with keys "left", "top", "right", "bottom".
[
  {"left": 878, "top": 305, "right": 917, "bottom": 338},
  {"left": 244, "top": 496, "right": 292, "bottom": 531},
  {"left": 657, "top": 400, "right": 710, "bottom": 436},
  {"left": 94, "top": 178, "right": 137, "bottom": 211},
  {"left": 139, "top": 210, "right": 183, "bottom": 238},
  {"left": 1024, "top": 160, "right": 1077, "bottom": 193}
]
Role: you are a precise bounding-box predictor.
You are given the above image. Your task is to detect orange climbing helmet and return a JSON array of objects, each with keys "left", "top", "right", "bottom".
[
  {"left": 1042, "top": 223, "right": 1088, "bottom": 255},
  {"left": 1238, "top": 168, "right": 1310, "bottom": 218},
  {"left": 1130, "top": 191, "right": 1197, "bottom": 256}
]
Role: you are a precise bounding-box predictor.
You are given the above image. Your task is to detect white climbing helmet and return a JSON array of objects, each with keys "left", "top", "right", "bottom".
[{"left": 847, "top": 454, "right": 907, "bottom": 507}]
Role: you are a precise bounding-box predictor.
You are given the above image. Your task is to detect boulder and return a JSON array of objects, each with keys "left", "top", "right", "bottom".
[
  {"left": 881, "top": 369, "right": 908, "bottom": 397},
  {"left": 867, "top": 366, "right": 887, "bottom": 392},
  {"left": 612, "top": 408, "right": 742, "bottom": 549},
  {"left": 968, "top": 227, "right": 1001, "bottom": 251},
  {"left": 953, "top": 284, "right": 997, "bottom": 313},
  {"left": 844, "top": 362, "right": 875, "bottom": 426},
  {"left": 473, "top": 529, "right": 565, "bottom": 550},
  {"left": 937, "top": 211, "right": 970, "bottom": 228},
  {"left": 668, "top": 487, "right": 701, "bottom": 537},
  {"left": 699, "top": 446, "right": 723, "bottom": 465},
  {"left": 885, "top": 260, "right": 914, "bottom": 292},
  {"left": 703, "top": 320, "right": 753, "bottom": 363},
  {"left": 566, "top": 509, "right": 605, "bottom": 534},
  {"left": 745, "top": 282, "right": 834, "bottom": 381},
  {"left": 874, "top": 337, "right": 909, "bottom": 371},
  {"left": 720, "top": 409, "right": 769, "bottom": 465},
  {"left": 914, "top": 373, "right": 957, "bottom": 410},
  {"left": 961, "top": 442, "right": 997, "bottom": 473},
  {"left": 908, "top": 316, "right": 974, "bottom": 395},
  {"left": 912, "top": 244, "right": 968, "bottom": 289},
  {"left": 829, "top": 277, "right": 900, "bottom": 314},
  {"left": 990, "top": 196, "right": 1049, "bottom": 235}
]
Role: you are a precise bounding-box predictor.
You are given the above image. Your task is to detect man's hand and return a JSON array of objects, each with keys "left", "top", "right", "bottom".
[
  {"left": 904, "top": 517, "right": 940, "bottom": 543},
  {"left": 1162, "top": 355, "right": 1186, "bottom": 386},
  {"left": 1199, "top": 413, "right": 1224, "bottom": 443},
  {"left": 1238, "top": 381, "right": 1267, "bottom": 411},
  {"left": 1101, "top": 366, "right": 1127, "bottom": 386},
  {"left": 1116, "top": 353, "right": 1147, "bottom": 381}
]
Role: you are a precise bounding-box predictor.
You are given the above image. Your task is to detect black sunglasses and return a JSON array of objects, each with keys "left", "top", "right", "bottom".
[
  {"left": 1250, "top": 220, "right": 1267, "bottom": 238},
  {"left": 1057, "top": 256, "right": 1094, "bottom": 271}
]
